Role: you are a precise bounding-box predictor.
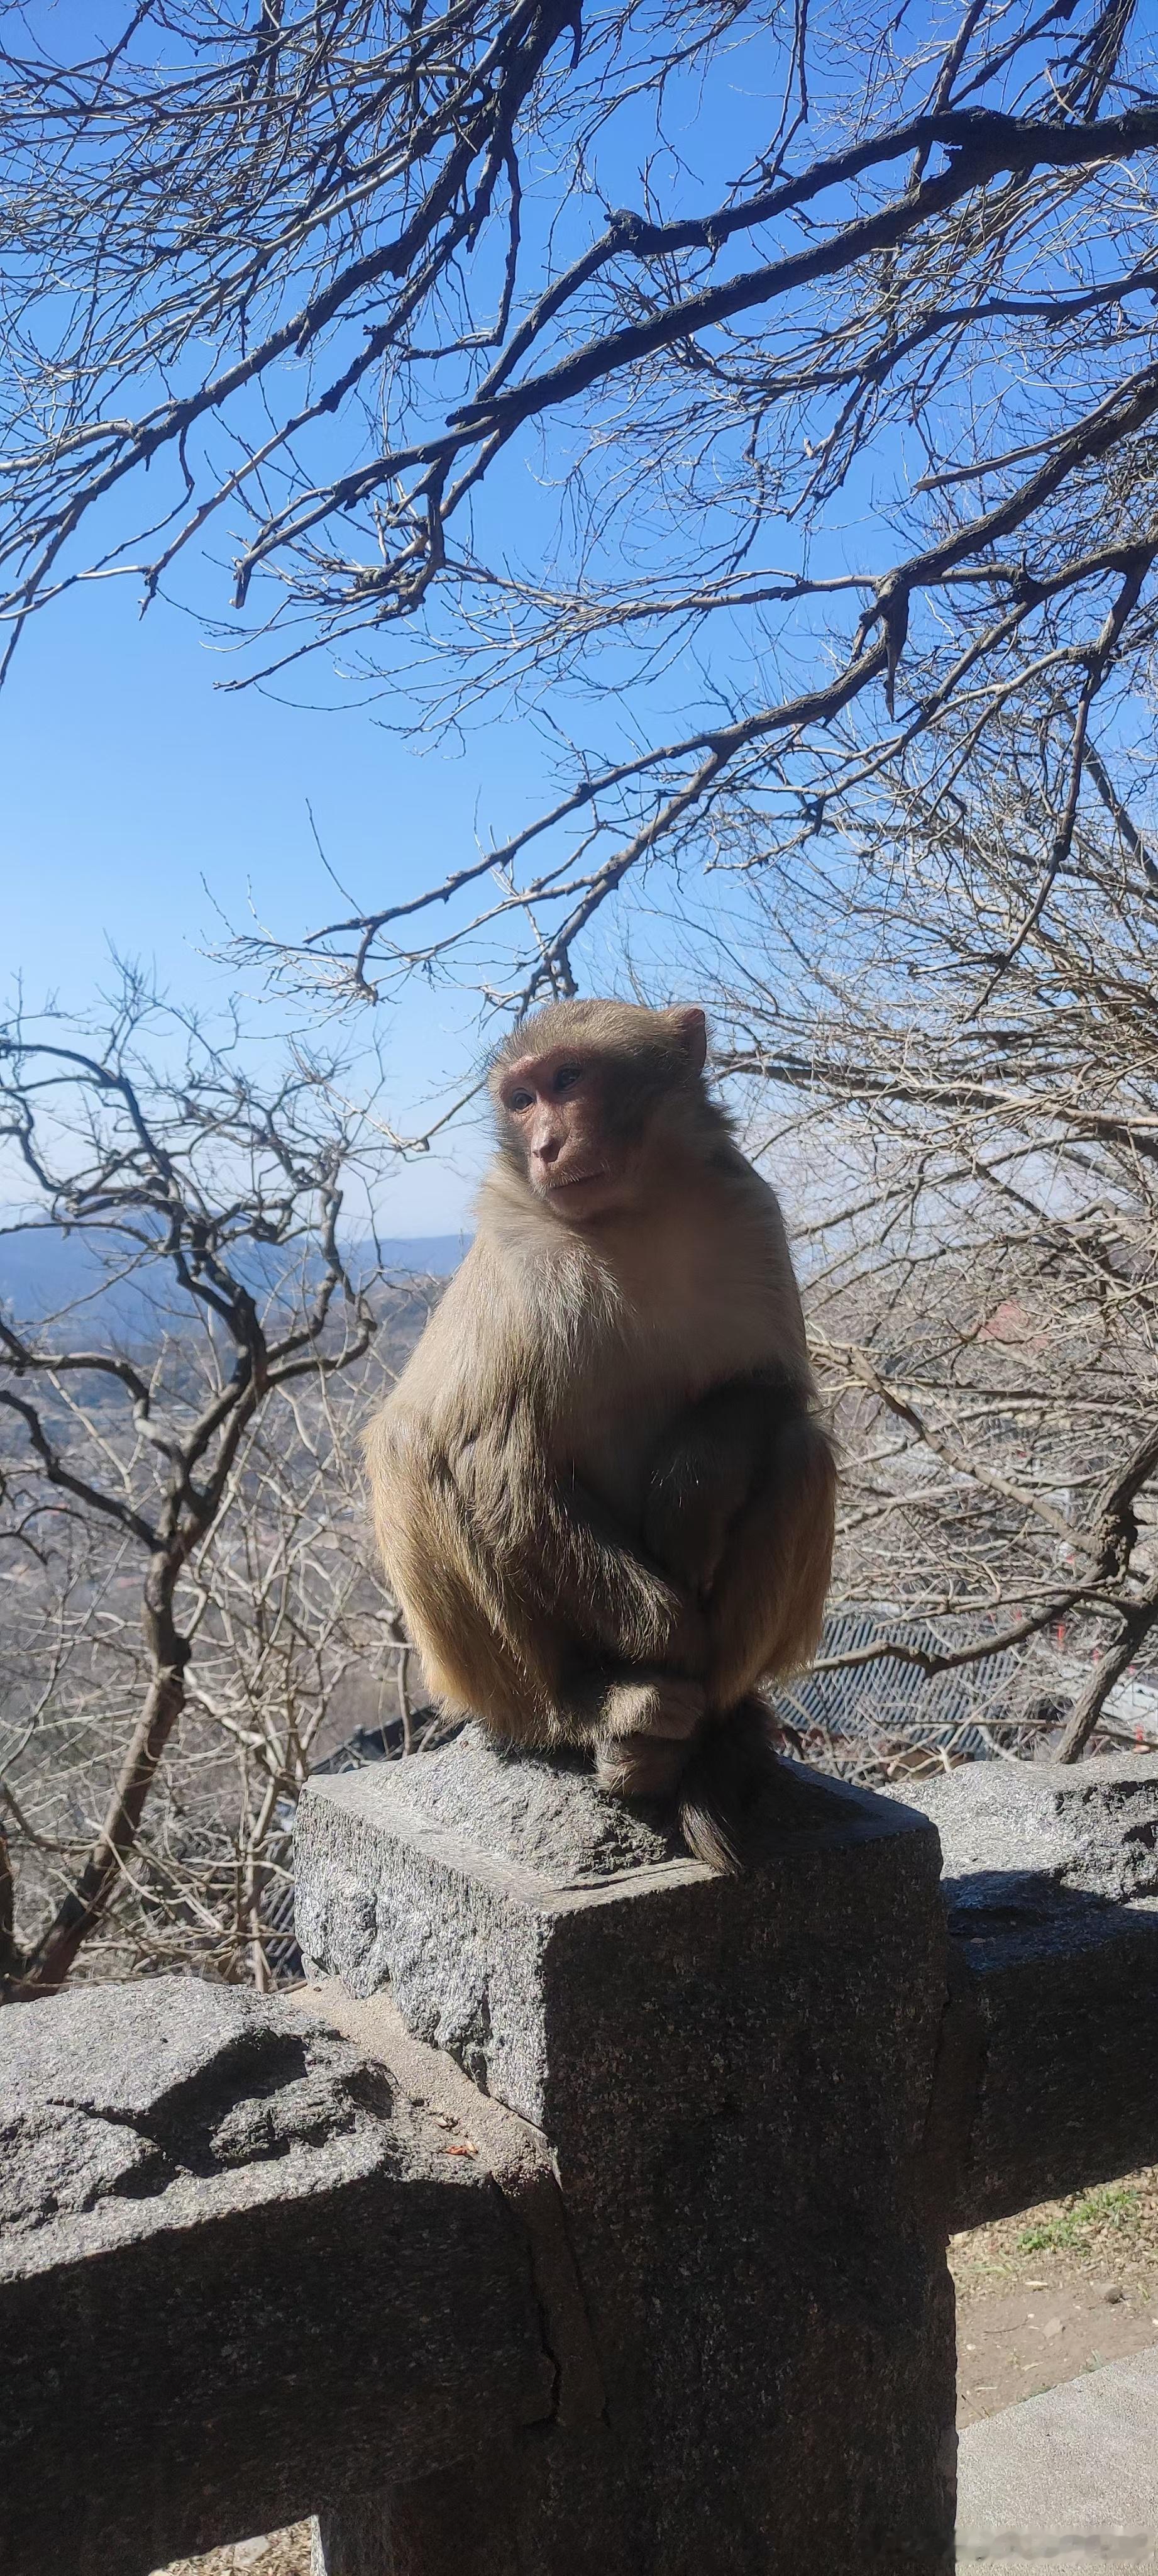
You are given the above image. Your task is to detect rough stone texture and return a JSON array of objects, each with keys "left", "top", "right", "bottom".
[
  {"left": 956, "top": 2342, "right": 1158, "bottom": 2574},
  {"left": 294, "top": 1724, "right": 702, "bottom": 2111},
  {"left": 295, "top": 1976, "right": 607, "bottom": 2434},
  {"left": 0, "top": 1977, "right": 551, "bottom": 2576},
  {"left": 902, "top": 1753, "right": 1158, "bottom": 1907},
  {"left": 351, "top": 1724, "right": 691, "bottom": 1883},
  {"left": 898, "top": 1758, "right": 1158, "bottom": 2228},
  {"left": 297, "top": 1734, "right": 956, "bottom": 2575}
]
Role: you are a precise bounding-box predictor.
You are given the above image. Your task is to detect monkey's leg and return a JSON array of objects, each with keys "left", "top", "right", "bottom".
[
  {"left": 371, "top": 1408, "right": 705, "bottom": 1746},
  {"left": 558, "top": 1667, "right": 707, "bottom": 1797},
  {"left": 705, "top": 1412, "right": 836, "bottom": 1711}
]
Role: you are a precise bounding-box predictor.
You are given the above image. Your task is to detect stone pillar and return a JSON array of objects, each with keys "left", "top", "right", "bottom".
[{"left": 295, "top": 1729, "right": 956, "bottom": 2576}]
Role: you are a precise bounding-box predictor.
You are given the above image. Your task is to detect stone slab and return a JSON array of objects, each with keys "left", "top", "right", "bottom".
[
  {"left": 295, "top": 1726, "right": 705, "bottom": 2121},
  {"left": 895, "top": 1759, "right": 1158, "bottom": 2226},
  {"left": 0, "top": 1977, "right": 551, "bottom": 2576},
  {"left": 298, "top": 1729, "right": 957, "bottom": 2574},
  {"left": 350, "top": 1724, "right": 690, "bottom": 1883},
  {"left": 294, "top": 1974, "right": 607, "bottom": 2432},
  {"left": 957, "top": 2345, "right": 1158, "bottom": 2572},
  {"left": 903, "top": 1755, "right": 1158, "bottom": 1909}
]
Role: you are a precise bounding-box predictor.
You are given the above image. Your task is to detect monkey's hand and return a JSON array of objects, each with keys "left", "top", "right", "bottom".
[
  {"left": 593, "top": 1674, "right": 705, "bottom": 1799},
  {"left": 643, "top": 1381, "right": 790, "bottom": 1599}
]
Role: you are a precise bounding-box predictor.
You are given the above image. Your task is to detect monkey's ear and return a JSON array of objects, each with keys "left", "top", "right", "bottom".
[{"left": 670, "top": 1006, "right": 708, "bottom": 1070}]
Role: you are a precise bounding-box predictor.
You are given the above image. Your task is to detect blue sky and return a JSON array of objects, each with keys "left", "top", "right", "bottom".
[
  {"left": 1, "top": 13, "right": 794, "bottom": 1233},
  {"left": 1, "top": 536, "right": 543, "bottom": 1229},
  {"left": 4, "top": 0, "right": 1113, "bottom": 1241}
]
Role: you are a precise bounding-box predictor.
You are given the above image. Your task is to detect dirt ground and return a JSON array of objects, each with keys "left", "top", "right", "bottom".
[
  {"left": 155, "top": 2168, "right": 1158, "bottom": 2575},
  {"left": 952, "top": 2164, "right": 1158, "bottom": 2426}
]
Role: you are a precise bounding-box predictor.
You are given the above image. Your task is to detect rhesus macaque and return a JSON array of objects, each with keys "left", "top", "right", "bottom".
[{"left": 365, "top": 999, "right": 835, "bottom": 1869}]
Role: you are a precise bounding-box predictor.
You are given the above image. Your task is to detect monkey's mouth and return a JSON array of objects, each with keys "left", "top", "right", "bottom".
[{"left": 545, "top": 1165, "right": 612, "bottom": 1193}]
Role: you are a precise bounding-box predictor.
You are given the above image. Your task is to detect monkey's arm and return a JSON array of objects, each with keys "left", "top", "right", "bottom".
[
  {"left": 642, "top": 1379, "right": 835, "bottom": 1711},
  {"left": 642, "top": 1379, "right": 800, "bottom": 1597},
  {"left": 522, "top": 1465, "right": 707, "bottom": 1668},
  {"left": 703, "top": 1410, "right": 836, "bottom": 1709}
]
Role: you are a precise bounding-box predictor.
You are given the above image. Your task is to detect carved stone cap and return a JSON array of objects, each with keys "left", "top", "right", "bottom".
[{"left": 367, "top": 1721, "right": 692, "bottom": 1884}]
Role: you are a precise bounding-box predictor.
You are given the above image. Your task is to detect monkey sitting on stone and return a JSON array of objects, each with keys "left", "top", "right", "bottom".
[{"left": 365, "top": 998, "right": 835, "bottom": 1869}]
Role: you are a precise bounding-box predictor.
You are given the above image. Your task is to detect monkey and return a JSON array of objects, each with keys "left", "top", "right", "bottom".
[{"left": 364, "top": 997, "right": 835, "bottom": 1870}]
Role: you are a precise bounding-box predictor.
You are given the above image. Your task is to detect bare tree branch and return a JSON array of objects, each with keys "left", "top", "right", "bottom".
[
  {"left": 2, "top": 3, "right": 1158, "bottom": 1006},
  {"left": 709, "top": 735, "right": 1158, "bottom": 1768},
  {"left": 0, "top": 974, "right": 393, "bottom": 1993}
]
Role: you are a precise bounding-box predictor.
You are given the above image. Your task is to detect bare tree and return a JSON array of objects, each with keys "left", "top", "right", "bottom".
[
  {"left": 2, "top": 1324, "right": 431, "bottom": 1992},
  {"left": 707, "top": 733, "right": 1158, "bottom": 1762},
  {"left": 4, "top": 1, "right": 1157, "bottom": 1783},
  {"left": 3, "top": 2, "right": 1158, "bottom": 1007},
  {"left": 0, "top": 975, "right": 392, "bottom": 1995}
]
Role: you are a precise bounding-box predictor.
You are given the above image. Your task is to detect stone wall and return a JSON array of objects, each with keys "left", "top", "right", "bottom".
[
  {"left": 3, "top": 1738, "right": 1158, "bottom": 2576},
  {"left": 1, "top": 1979, "right": 549, "bottom": 2576}
]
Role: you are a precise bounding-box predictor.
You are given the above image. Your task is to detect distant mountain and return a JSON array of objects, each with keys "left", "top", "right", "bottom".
[
  {"left": 0, "top": 1228, "right": 468, "bottom": 1340},
  {"left": 375, "top": 1236, "right": 470, "bottom": 1279}
]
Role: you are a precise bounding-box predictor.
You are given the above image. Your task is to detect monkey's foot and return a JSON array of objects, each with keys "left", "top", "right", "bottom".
[{"left": 594, "top": 1675, "right": 705, "bottom": 1799}]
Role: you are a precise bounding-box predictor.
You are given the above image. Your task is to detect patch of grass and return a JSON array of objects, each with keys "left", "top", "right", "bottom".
[
  {"left": 1018, "top": 2184, "right": 1139, "bottom": 2255},
  {"left": 951, "top": 2162, "right": 1158, "bottom": 2294}
]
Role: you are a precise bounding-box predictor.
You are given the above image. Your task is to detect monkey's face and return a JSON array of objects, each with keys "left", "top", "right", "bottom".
[
  {"left": 497, "top": 1044, "right": 641, "bottom": 1222},
  {"left": 492, "top": 1003, "right": 710, "bottom": 1226}
]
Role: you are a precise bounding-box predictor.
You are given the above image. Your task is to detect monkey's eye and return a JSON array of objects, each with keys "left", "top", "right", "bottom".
[
  {"left": 553, "top": 1063, "right": 583, "bottom": 1094},
  {"left": 508, "top": 1087, "right": 534, "bottom": 1113}
]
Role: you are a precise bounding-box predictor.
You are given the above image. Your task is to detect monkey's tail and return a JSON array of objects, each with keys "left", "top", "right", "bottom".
[{"left": 677, "top": 1694, "right": 783, "bottom": 1876}]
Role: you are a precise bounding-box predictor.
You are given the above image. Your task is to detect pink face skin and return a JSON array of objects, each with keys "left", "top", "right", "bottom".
[{"left": 499, "top": 1046, "right": 631, "bottom": 1222}]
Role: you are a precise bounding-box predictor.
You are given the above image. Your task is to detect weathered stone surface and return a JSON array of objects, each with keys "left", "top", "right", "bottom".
[
  {"left": 297, "top": 1735, "right": 956, "bottom": 2575},
  {"left": 896, "top": 1757, "right": 1158, "bottom": 2227},
  {"left": 902, "top": 1752, "right": 1158, "bottom": 1907},
  {"left": 2, "top": 1980, "right": 377, "bottom": 2244},
  {"left": 295, "top": 1724, "right": 701, "bottom": 2107},
  {"left": 355, "top": 1722, "right": 690, "bottom": 1881},
  {"left": 0, "top": 1977, "right": 551, "bottom": 2576},
  {"left": 295, "top": 1975, "right": 607, "bottom": 2435}
]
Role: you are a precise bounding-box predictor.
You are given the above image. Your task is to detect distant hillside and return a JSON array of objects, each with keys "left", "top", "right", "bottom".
[{"left": 0, "top": 1229, "right": 468, "bottom": 1340}]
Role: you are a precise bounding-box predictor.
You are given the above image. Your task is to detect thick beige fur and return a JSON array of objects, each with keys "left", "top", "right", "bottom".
[{"left": 364, "top": 1000, "right": 835, "bottom": 1860}]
